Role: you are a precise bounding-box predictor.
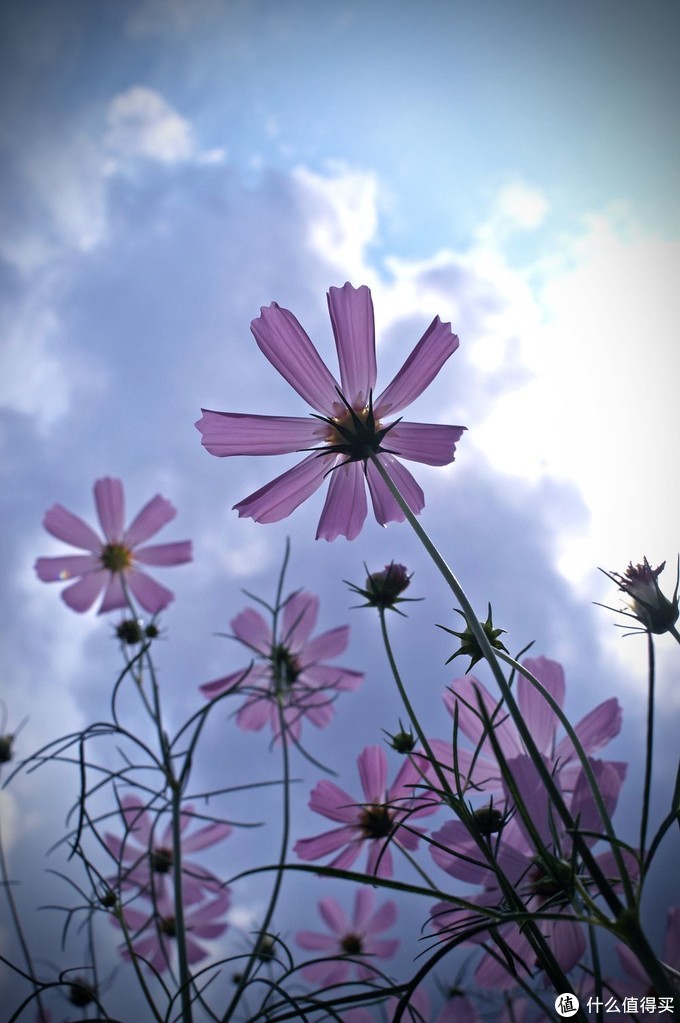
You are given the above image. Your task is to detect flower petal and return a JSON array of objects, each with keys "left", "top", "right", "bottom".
[
  {"left": 125, "top": 568, "right": 175, "bottom": 613},
  {"left": 234, "top": 453, "right": 330, "bottom": 524},
  {"left": 196, "top": 411, "right": 324, "bottom": 455},
  {"left": 518, "top": 656, "right": 565, "bottom": 757},
  {"left": 43, "top": 503, "right": 102, "bottom": 551},
  {"left": 554, "top": 698, "right": 622, "bottom": 766},
  {"left": 357, "top": 746, "right": 387, "bottom": 802},
  {"left": 318, "top": 896, "right": 349, "bottom": 936},
  {"left": 316, "top": 460, "right": 368, "bottom": 541},
  {"left": 61, "top": 571, "right": 108, "bottom": 612},
  {"left": 282, "top": 591, "right": 319, "bottom": 650},
  {"left": 34, "top": 553, "right": 101, "bottom": 582},
  {"left": 94, "top": 478, "right": 125, "bottom": 542},
  {"left": 365, "top": 454, "right": 424, "bottom": 525},
  {"left": 182, "top": 821, "right": 232, "bottom": 853},
  {"left": 124, "top": 494, "right": 176, "bottom": 548},
  {"left": 309, "top": 780, "right": 358, "bottom": 824},
  {"left": 386, "top": 422, "right": 466, "bottom": 466},
  {"left": 295, "top": 825, "right": 358, "bottom": 861},
  {"left": 327, "top": 283, "right": 377, "bottom": 405},
  {"left": 250, "top": 302, "right": 340, "bottom": 413},
  {"left": 134, "top": 541, "right": 192, "bottom": 567},
  {"left": 302, "top": 625, "right": 350, "bottom": 664},
  {"left": 374, "top": 316, "right": 459, "bottom": 417}
]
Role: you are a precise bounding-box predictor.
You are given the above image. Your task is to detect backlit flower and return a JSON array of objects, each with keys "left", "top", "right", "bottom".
[
  {"left": 294, "top": 745, "right": 437, "bottom": 878},
  {"left": 35, "top": 477, "right": 192, "bottom": 613},
  {"left": 429, "top": 656, "right": 626, "bottom": 802},
  {"left": 600, "top": 557, "right": 679, "bottom": 635},
  {"left": 296, "top": 887, "right": 399, "bottom": 985},
  {"left": 200, "top": 590, "right": 362, "bottom": 741},
  {"left": 196, "top": 283, "right": 465, "bottom": 540},
  {"left": 104, "top": 794, "right": 230, "bottom": 903}
]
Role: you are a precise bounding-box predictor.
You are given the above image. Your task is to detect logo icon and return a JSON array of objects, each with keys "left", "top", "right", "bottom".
[{"left": 555, "top": 993, "right": 580, "bottom": 1018}]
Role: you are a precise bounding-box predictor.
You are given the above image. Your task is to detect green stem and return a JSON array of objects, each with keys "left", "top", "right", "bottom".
[{"left": 639, "top": 631, "right": 655, "bottom": 880}]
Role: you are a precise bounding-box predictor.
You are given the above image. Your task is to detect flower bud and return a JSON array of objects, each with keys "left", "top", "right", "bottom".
[
  {"left": 440, "top": 604, "right": 507, "bottom": 671},
  {"left": 601, "top": 557, "right": 679, "bottom": 635},
  {"left": 385, "top": 725, "right": 416, "bottom": 754},
  {"left": 346, "top": 562, "right": 414, "bottom": 614}
]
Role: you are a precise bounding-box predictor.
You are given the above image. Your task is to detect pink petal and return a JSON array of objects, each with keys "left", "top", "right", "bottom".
[
  {"left": 445, "top": 679, "right": 523, "bottom": 760},
  {"left": 327, "top": 283, "right": 377, "bottom": 405},
  {"left": 502, "top": 753, "right": 554, "bottom": 848},
  {"left": 366, "top": 938, "right": 399, "bottom": 959},
  {"left": 318, "top": 896, "right": 349, "bottom": 936},
  {"left": 309, "top": 780, "right": 358, "bottom": 823},
  {"left": 125, "top": 568, "right": 175, "bottom": 613},
  {"left": 94, "top": 478, "right": 125, "bottom": 542},
  {"left": 302, "top": 625, "right": 350, "bottom": 663},
  {"left": 365, "top": 898, "right": 397, "bottom": 935},
  {"left": 121, "top": 798, "right": 153, "bottom": 845},
  {"left": 664, "top": 906, "right": 680, "bottom": 968},
  {"left": 200, "top": 667, "right": 250, "bottom": 699},
  {"left": 196, "top": 411, "right": 324, "bottom": 455},
  {"left": 351, "top": 886, "right": 376, "bottom": 930},
  {"left": 134, "top": 541, "right": 192, "bottom": 566},
  {"left": 517, "top": 656, "right": 565, "bottom": 757},
  {"left": 357, "top": 746, "right": 387, "bottom": 802},
  {"left": 185, "top": 936, "right": 208, "bottom": 965},
  {"left": 43, "top": 503, "right": 102, "bottom": 551},
  {"left": 182, "top": 821, "right": 232, "bottom": 853},
  {"left": 233, "top": 453, "right": 330, "bottom": 524},
  {"left": 296, "top": 930, "right": 338, "bottom": 951},
  {"left": 295, "top": 826, "right": 358, "bottom": 861},
  {"left": 430, "top": 821, "right": 493, "bottom": 884},
  {"left": 554, "top": 698, "right": 622, "bottom": 765},
  {"left": 35, "top": 553, "right": 101, "bottom": 582},
  {"left": 124, "top": 495, "right": 176, "bottom": 548},
  {"left": 365, "top": 454, "right": 424, "bottom": 525},
  {"left": 236, "top": 696, "right": 272, "bottom": 731},
  {"left": 250, "top": 302, "right": 340, "bottom": 414},
  {"left": 98, "top": 572, "right": 126, "bottom": 614},
  {"left": 61, "top": 571, "right": 108, "bottom": 612},
  {"left": 542, "top": 913, "right": 585, "bottom": 973},
  {"left": 366, "top": 839, "right": 394, "bottom": 878},
  {"left": 303, "top": 663, "right": 363, "bottom": 691},
  {"left": 569, "top": 759, "right": 622, "bottom": 844},
  {"left": 231, "top": 607, "right": 272, "bottom": 654},
  {"left": 316, "top": 459, "right": 368, "bottom": 541},
  {"left": 374, "top": 316, "right": 459, "bottom": 417},
  {"left": 282, "top": 591, "right": 319, "bottom": 650},
  {"left": 387, "top": 422, "right": 466, "bottom": 465}
]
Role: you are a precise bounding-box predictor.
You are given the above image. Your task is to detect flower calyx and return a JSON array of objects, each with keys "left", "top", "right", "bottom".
[
  {"left": 346, "top": 561, "right": 416, "bottom": 615},
  {"left": 439, "top": 604, "right": 508, "bottom": 671},
  {"left": 599, "top": 557, "right": 679, "bottom": 635}
]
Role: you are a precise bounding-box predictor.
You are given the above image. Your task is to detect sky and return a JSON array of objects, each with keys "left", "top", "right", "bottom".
[{"left": 1, "top": 0, "right": 680, "bottom": 1019}]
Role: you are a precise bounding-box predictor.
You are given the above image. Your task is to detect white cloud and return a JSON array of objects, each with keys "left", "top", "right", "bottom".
[
  {"left": 104, "top": 86, "right": 196, "bottom": 165},
  {"left": 0, "top": 303, "right": 71, "bottom": 432}
]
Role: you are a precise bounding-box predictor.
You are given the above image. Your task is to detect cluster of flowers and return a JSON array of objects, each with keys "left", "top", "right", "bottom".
[{"left": 9, "top": 283, "right": 678, "bottom": 1022}]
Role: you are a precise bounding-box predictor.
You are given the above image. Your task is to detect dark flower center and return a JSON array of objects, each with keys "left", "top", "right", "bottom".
[
  {"left": 101, "top": 543, "right": 133, "bottom": 572},
  {"left": 160, "top": 915, "right": 177, "bottom": 938},
  {"left": 528, "top": 855, "right": 574, "bottom": 899},
  {"left": 309, "top": 389, "right": 401, "bottom": 467},
  {"left": 340, "top": 932, "right": 363, "bottom": 955},
  {"left": 270, "top": 643, "right": 301, "bottom": 695},
  {"left": 150, "top": 846, "right": 173, "bottom": 873},
  {"left": 358, "top": 804, "right": 393, "bottom": 839}
]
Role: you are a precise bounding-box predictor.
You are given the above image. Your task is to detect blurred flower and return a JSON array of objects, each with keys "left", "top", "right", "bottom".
[
  {"left": 430, "top": 754, "right": 634, "bottom": 988},
  {"left": 67, "top": 978, "right": 96, "bottom": 1007},
  {"left": 0, "top": 734, "right": 13, "bottom": 763},
  {"left": 114, "top": 885, "right": 230, "bottom": 974},
  {"left": 429, "top": 656, "right": 627, "bottom": 802},
  {"left": 197, "top": 282, "right": 464, "bottom": 541},
  {"left": 600, "top": 557, "right": 679, "bottom": 635},
  {"left": 200, "top": 590, "right": 362, "bottom": 741},
  {"left": 104, "top": 794, "right": 230, "bottom": 903},
  {"left": 294, "top": 745, "right": 436, "bottom": 878},
  {"left": 296, "top": 887, "right": 399, "bottom": 985},
  {"left": 35, "top": 477, "right": 192, "bottom": 614}
]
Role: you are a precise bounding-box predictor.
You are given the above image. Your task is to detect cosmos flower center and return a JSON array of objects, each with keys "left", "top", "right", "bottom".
[
  {"left": 340, "top": 932, "right": 364, "bottom": 955},
  {"left": 150, "top": 846, "right": 173, "bottom": 874},
  {"left": 528, "top": 855, "right": 574, "bottom": 899},
  {"left": 358, "top": 803, "right": 393, "bottom": 839},
  {"left": 160, "top": 915, "right": 177, "bottom": 938},
  {"left": 270, "top": 643, "right": 301, "bottom": 695},
  {"left": 101, "top": 543, "right": 133, "bottom": 572}
]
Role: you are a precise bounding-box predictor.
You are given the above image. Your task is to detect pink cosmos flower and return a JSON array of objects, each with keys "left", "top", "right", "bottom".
[
  {"left": 296, "top": 887, "right": 399, "bottom": 985},
  {"left": 386, "top": 987, "right": 481, "bottom": 1023},
  {"left": 35, "top": 477, "right": 192, "bottom": 613},
  {"left": 429, "top": 754, "right": 634, "bottom": 989},
  {"left": 104, "top": 794, "right": 231, "bottom": 904},
  {"left": 196, "top": 283, "right": 465, "bottom": 541},
  {"left": 294, "top": 745, "right": 437, "bottom": 878},
  {"left": 114, "top": 886, "right": 230, "bottom": 974},
  {"left": 428, "top": 656, "right": 626, "bottom": 801},
  {"left": 200, "top": 590, "right": 363, "bottom": 740}
]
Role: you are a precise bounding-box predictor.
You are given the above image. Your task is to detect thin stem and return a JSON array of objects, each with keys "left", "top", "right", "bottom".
[
  {"left": 171, "top": 781, "right": 194, "bottom": 1023},
  {"left": 639, "top": 630, "right": 655, "bottom": 880}
]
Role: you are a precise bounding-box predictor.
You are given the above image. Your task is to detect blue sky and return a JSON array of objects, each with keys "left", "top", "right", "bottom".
[{"left": 1, "top": 1, "right": 680, "bottom": 1019}]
